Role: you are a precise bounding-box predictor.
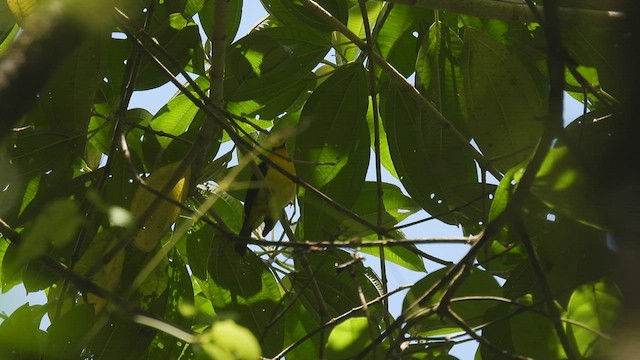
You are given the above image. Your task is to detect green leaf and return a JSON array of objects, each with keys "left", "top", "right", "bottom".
[
  {"left": 337, "top": 181, "right": 425, "bottom": 272},
  {"left": 198, "top": 320, "right": 261, "bottom": 360},
  {"left": 562, "top": 25, "right": 627, "bottom": 101},
  {"left": 374, "top": 4, "right": 428, "bottom": 79},
  {"left": 260, "top": 0, "right": 348, "bottom": 33},
  {"left": 136, "top": 23, "right": 203, "bottom": 90},
  {"left": 508, "top": 303, "right": 566, "bottom": 359},
  {"left": 169, "top": 12, "right": 190, "bottom": 30},
  {"left": 226, "top": 74, "right": 316, "bottom": 120},
  {"left": 147, "top": 250, "right": 195, "bottom": 360},
  {"left": 503, "top": 218, "right": 612, "bottom": 304},
  {"left": 183, "top": 0, "right": 206, "bottom": 17},
  {"left": 186, "top": 222, "right": 215, "bottom": 280},
  {"left": 23, "top": 259, "right": 59, "bottom": 292},
  {"left": 403, "top": 267, "right": 502, "bottom": 335},
  {"left": 365, "top": 96, "right": 398, "bottom": 179},
  {"left": 565, "top": 65, "right": 601, "bottom": 108},
  {"left": 338, "top": 1, "right": 382, "bottom": 62},
  {"left": 461, "top": 27, "right": 546, "bottom": 172},
  {"left": 1, "top": 242, "right": 22, "bottom": 291},
  {"left": 291, "top": 250, "right": 384, "bottom": 324},
  {"left": 339, "top": 182, "right": 420, "bottom": 238},
  {"left": 197, "top": 185, "right": 244, "bottom": 234},
  {"left": 41, "top": 34, "right": 107, "bottom": 134},
  {"left": 325, "top": 317, "right": 372, "bottom": 359},
  {"left": 0, "top": 24, "right": 18, "bottom": 54},
  {"left": 532, "top": 146, "right": 605, "bottom": 229},
  {"left": 224, "top": 27, "right": 330, "bottom": 117},
  {"left": 567, "top": 278, "right": 621, "bottom": 357},
  {"left": 281, "top": 293, "right": 321, "bottom": 360},
  {"left": 87, "top": 318, "right": 155, "bottom": 359},
  {"left": 382, "top": 82, "right": 477, "bottom": 226},
  {"left": 200, "top": 0, "right": 243, "bottom": 44},
  {"left": 45, "top": 304, "right": 95, "bottom": 359},
  {"left": 18, "top": 199, "right": 83, "bottom": 266},
  {"left": 0, "top": 304, "right": 47, "bottom": 359},
  {"left": 151, "top": 78, "right": 209, "bottom": 149},
  {"left": 207, "top": 237, "right": 284, "bottom": 357},
  {"left": 295, "top": 63, "right": 370, "bottom": 240},
  {"left": 417, "top": 21, "right": 468, "bottom": 137}
]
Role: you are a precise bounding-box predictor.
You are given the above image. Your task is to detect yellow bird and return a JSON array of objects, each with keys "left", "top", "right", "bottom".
[{"left": 236, "top": 143, "right": 296, "bottom": 254}]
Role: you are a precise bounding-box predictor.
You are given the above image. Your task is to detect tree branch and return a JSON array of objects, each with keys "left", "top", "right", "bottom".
[{"left": 387, "top": 0, "right": 626, "bottom": 26}]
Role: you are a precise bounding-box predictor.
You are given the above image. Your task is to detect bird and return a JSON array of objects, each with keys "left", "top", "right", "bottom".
[{"left": 236, "top": 142, "right": 296, "bottom": 254}]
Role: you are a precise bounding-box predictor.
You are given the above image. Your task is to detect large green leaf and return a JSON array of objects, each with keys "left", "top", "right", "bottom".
[
  {"left": 508, "top": 303, "right": 566, "bottom": 359},
  {"left": 40, "top": 34, "right": 107, "bottom": 134},
  {"left": 567, "top": 278, "right": 621, "bottom": 357},
  {"left": 374, "top": 4, "right": 430, "bottom": 79},
  {"left": 151, "top": 77, "right": 209, "bottom": 149},
  {"left": 365, "top": 96, "right": 398, "bottom": 179},
  {"left": 45, "top": 304, "right": 96, "bottom": 359},
  {"left": 0, "top": 304, "right": 47, "bottom": 359},
  {"left": 17, "top": 199, "right": 83, "bottom": 267},
  {"left": 338, "top": 181, "right": 425, "bottom": 272},
  {"left": 382, "top": 83, "right": 477, "bottom": 226},
  {"left": 563, "top": 25, "right": 627, "bottom": 103},
  {"left": 207, "top": 237, "right": 284, "bottom": 357},
  {"left": 224, "top": 27, "right": 330, "bottom": 118},
  {"left": 199, "top": 0, "right": 243, "bottom": 44},
  {"left": 281, "top": 292, "right": 322, "bottom": 360},
  {"left": 461, "top": 27, "right": 546, "bottom": 172},
  {"left": 417, "top": 21, "right": 468, "bottom": 137},
  {"left": 260, "top": 0, "right": 348, "bottom": 33},
  {"left": 325, "top": 317, "right": 372, "bottom": 359},
  {"left": 532, "top": 146, "right": 604, "bottom": 229},
  {"left": 136, "top": 22, "right": 203, "bottom": 90},
  {"left": 338, "top": 1, "right": 382, "bottom": 62},
  {"left": 295, "top": 63, "right": 370, "bottom": 240}
]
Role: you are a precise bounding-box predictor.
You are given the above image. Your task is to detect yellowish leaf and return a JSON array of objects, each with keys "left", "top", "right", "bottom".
[{"left": 131, "top": 162, "right": 191, "bottom": 252}]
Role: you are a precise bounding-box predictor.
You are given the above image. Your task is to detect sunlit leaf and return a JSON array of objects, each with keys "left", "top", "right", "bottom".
[
  {"left": 567, "top": 278, "right": 621, "bottom": 357},
  {"left": 325, "top": 317, "right": 372, "bottom": 359},
  {"left": 197, "top": 320, "right": 261, "bottom": 360}
]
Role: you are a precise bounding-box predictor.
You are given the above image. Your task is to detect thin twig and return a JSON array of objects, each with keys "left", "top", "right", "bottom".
[{"left": 240, "top": 236, "right": 476, "bottom": 249}]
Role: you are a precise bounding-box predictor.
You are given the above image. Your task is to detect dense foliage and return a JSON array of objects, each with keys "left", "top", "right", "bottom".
[{"left": 0, "top": 0, "right": 637, "bottom": 359}]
